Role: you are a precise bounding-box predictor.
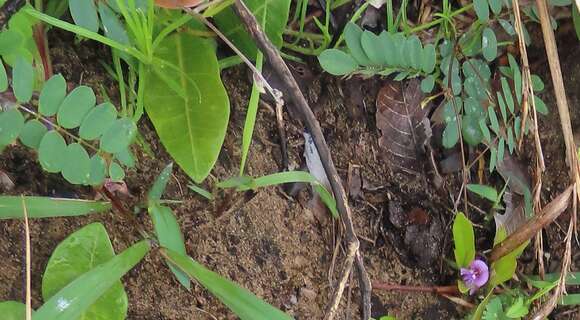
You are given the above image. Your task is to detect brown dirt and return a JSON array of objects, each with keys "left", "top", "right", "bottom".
[{"left": 1, "top": 22, "right": 579, "bottom": 320}]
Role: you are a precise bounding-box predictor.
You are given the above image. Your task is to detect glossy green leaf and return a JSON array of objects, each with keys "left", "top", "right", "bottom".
[
  {"left": 38, "top": 130, "right": 67, "bottom": 173},
  {"left": 148, "top": 163, "right": 173, "bottom": 203},
  {"left": 533, "top": 95, "right": 549, "bottom": 115},
  {"left": 39, "top": 74, "right": 67, "bottom": 116},
  {"left": 12, "top": 57, "right": 34, "bottom": 103},
  {"left": 149, "top": 205, "right": 190, "bottom": 289},
  {"left": 19, "top": 119, "right": 47, "bottom": 149},
  {"left": 420, "top": 75, "right": 435, "bottom": 93},
  {"left": 57, "top": 86, "right": 96, "bottom": 129},
  {"left": 442, "top": 120, "right": 459, "bottom": 149},
  {"left": 360, "top": 30, "right": 383, "bottom": 65},
  {"left": 501, "top": 77, "right": 515, "bottom": 114},
  {"left": 0, "top": 58, "right": 7, "bottom": 92},
  {"left": 88, "top": 155, "right": 107, "bottom": 186},
  {"left": 98, "top": 3, "right": 129, "bottom": 45},
  {"left": 489, "top": 0, "right": 502, "bottom": 15},
  {"left": 0, "top": 108, "right": 24, "bottom": 146},
  {"left": 144, "top": 33, "right": 230, "bottom": 183},
  {"left": 318, "top": 49, "right": 358, "bottom": 76},
  {"left": 488, "top": 107, "right": 500, "bottom": 134},
  {"left": 42, "top": 223, "right": 128, "bottom": 320},
  {"left": 0, "top": 301, "right": 27, "bottom": 319},
  {"left": 109, "top": 162, "right": 125, "bottom": 182},
  {"left": 422, "top": 44, "right": 436, "bottom": 73},
  {"left": 474, "top": 0, "right": 489, "bottom": 21},
  {"left": 452, "top": 212, "right": 475, "bottom": 268},
  {"left": 482, "top": 28, "right": 497, "bottom": 61},
  {"left": 462, "top": 115, "right": 483, "bottom": 146},
  {"left": 62, "top": 143, "right": 91, "bottom": 185},
  {"left": 0, "top": 196, "right": 110, "bottom": 219},
  {"left": 508, "top": 54, "right": 522, "bottom": 104},
  {"left": 69, "top": 0, "right": 99, "bottom": 32},
  {"left": 99, "top": 118, "right": 135, "bottom": 153},
  {"left": 79, "top": 102, "right": 118, "bottom": 140},
  {"left": 467, "top": 184, "right": 499, "bottom": 202},
  {"left": 214, "top": 0, "right": 291, "bottom": 57},
  {"left": 34, "top": 240, "right": 149, "bottom": 320},
  {"left": 163, "top": 249, "right": 293, "bottom": 320}
]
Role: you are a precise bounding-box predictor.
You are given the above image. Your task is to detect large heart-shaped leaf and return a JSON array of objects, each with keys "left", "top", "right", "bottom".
[
  {"left": 144, "top": 33, "right": 229, "bottom": 183},
  {"left": 42, "top": 223, "right": 128, "bottom": 320},
  {"left": 213, "top": 0, "right": 291, "bottom": 57}
]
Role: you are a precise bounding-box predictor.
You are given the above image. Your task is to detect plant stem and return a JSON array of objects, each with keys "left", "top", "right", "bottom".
[
  {"left": 372, "top": 282, "right": 459, "bottom": 295},
  {"left": 407, "top": 4, "right": 473, "bottom": 34}
]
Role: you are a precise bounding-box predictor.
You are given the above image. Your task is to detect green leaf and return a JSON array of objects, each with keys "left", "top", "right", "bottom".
[
  {"left": 12, "top": 57, "right": 34, "bottom": 103},
  {"left": 57, "top": 86, "right": 96, "bottom": 129},
  {"left": 0, "top": 108, "right": 24, "bottom": 146},
  {"left": 420, "top": 75, "right": 435, "bottom": 93},
  {"left": 0, "top": 58, "right": 7, "bottom": 92},
  {"left": 318, "top": 49, "right": 358, "bottom": 76},
  {"left": 488, "top": 107, "right": 500, "bottom": 134},
  {"left": 514, "top": 116, "right": 521, "bottom": 136},
  {"left": 489, "top": 0, "right": 502, "bottom": 15},
  {"left": 144, "top": 33, "right": 230, "bottom": 183},
  {"left": 19, "top": 119, "right": 47, "bottom": 149},
  {"left": 443, "top": 120, "right": 459, "bottom": 148},
  {"left": 149, "top": 204, "right": 190, "bottom": 289},
  {"left": 490, "top": 229, "right": 527, "bottom": 287},
  {"left": 39, "top": 74, "right": 67, "bottom": 116},
  {"left": 561, "top": 294, "right": 580, "bottom": 306},
  {"left": 505, "top": 297, "right": 528, "bottom": 318},
  {"left": 88, "top": 155, "right": 107, "bottom": 186},
  {"left": 0, "top": 301, "right": 27, "bottom": 319},
  {"left": 490, "top": 146, "right": 497, "bottom": 172},
  {"left": 378, "top": 31, "right": 395, "bottom": 66},
  {"left": 479, "top": 119, "right": 491, "bottom": 142},
  {"left": 62, "top": 143, "right": 91, "bottom": 185},
  {"left": 533, "top": 95, "right": 548, "bottom": 115},
  {"left": 483, "top": 296, "right": 505, "bottom": 320},
  {"left": 482, "top": 28, "right": 497, "bottom": 62},
  {"left": 497, "top": 92, "right": 508, "bottom": 125},
  {"left": 69, "top": 0, "right": 99, "bottom": 32},
  {"left": 467, "top": 184, "right": 499, "bottom": 202},
  {"left": 498, "top": 137, "right": 505, "bottom": 164},
  {"left": 422, "top": 44, "right": 436, "bottom": 73},
  {"left": 148, "top": 163, "right": 173, "bottom": 203},
  {"left": 474, "top": 0, "right": 489, "bottom": 21},
  {"left": 38, "top": 130, "right": 67, "bottom": 173},
  {"left": 343, "top": 22, "right": 372, "bottom": 66},
  {"left": 507, "top": 126, "right": 515, "bottom": 154},
  {"left": 406, "top": 35, "right": 423, "bottom": 70},
  {"left": 499, "top": 18, "right": 515, "bottom": 36},
  {"left": 531, "top": 74, "right": 544, "bottom": 92},
  {"left": 214, "top": 0, "right": 291, "bottom": 57},
  {"left": 501, "top": 77, "right": 515, "bottom": 114},
  {"left": 360, "top": 30, "right": 383, "bottom": 65},
  {"left": 462, "top": 114, "right": 484, "bottom": 146},
  {"left": 79, "top": 102, "right": 118, "bottom": 140},
  {"left": 187, "top": 183, "right": 214, "bottom": 200},
  {"left": 0, "top": 196, "right": 110, "bottom": 219},
  {"left": 573, "top": 4, "right": 580, "bottom": 41},
  {"left": 114, "top": 148, "right": 135, "bottom": 168},
  {"left": 99, "top": 118, "right": 136, "bottom": 153},
  {"left": 34, "top": 240, "right": 149, "bottom": 320},
  {"left": 452, "top": 212, "right": 475, "bottom": 268},
  {"left": 97, "top": 2, "right": 130, "bottom": 45},
  {"left": 109, "top": 161, "right": 125, "bottom": 182},
  {"left": 508, "top": 55, "right": 522, "bottom": 105},
  {"left": 163, "top": 249, "right": 293, "bottom": 320},
  {"left": 42, "top": 223, "right": 128, "bottom": 320}
]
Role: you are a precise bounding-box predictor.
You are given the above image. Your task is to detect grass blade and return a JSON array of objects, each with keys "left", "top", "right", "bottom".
[{"left": 0, "top": 196, "right": 110, "bottom": 219}]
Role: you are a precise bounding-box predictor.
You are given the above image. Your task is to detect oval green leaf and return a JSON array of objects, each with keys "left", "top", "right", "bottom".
[
  {"left": 442, "top": 120, "right": 459, "bottom": 149},
  {"left": 452, "top": 212, "right": 475, "bottom": 268},
  {"left": 343, "top": 22, "right": 372, "bottom": 66},
  {"left": 501, "top": 77, "right": 515, "bottom": 114},
  {"left": 38, "top": 130, "right": 67, "bottom": 173},
  {"left": 508, "top": 54, "right": 522, "bottom": 104},
  {"left": 99, "top": 117, "right": 136, "bottom": 153},
  {"left": 34, "top": 240, "right": 149, "bottom": 320},
  {"left": 318, "top": 49, "right": 358, "bottom": 76},
  {"left": 109, "top": 161, "right": 125, "bottom": 182},
  {"left": 62, "top": 143, "right": 91, "bottom": 185},
  {"left": 407, "top": 35, "right": 423, "bottom": 70},
  {"left": 12, "top": 57, "right": 34, "bottom": 103},
  {"left": 0, "top": 108, "right": 24, "bottom": 146},
  {"left": 0, "top": 58, "right": 7, "bottom": 92},
  {"left": 489, "top": 0, "right": 502, "bottom": 15},
  {"left": 422, "top": 44, "right": 436, "bottom": 73},
  {"left": 467, "top": 184, "right": 499, "bottom": 202},
  {"left": 88, "top": 155, "right": 107, "bottom": 186},
  {"left": 474, "top": 0, "right": 489, "bottom": 21},
  {"left": 69, "top": 0, "right": 99, "bottom": 32},
  {"left": 79, "top": 102, "right": 117, "bottom": 140},
  {"left": 360, "top": 30, "right": 383, "bottom": 65},
  {"left": 39, "top": 74, "right": 67, "bottom": 116},
  {"left": 462, "top": 115, "right": 483, "bottom": 146},
  {"left": 482, "top": 27, "right": 497, "bottom": 62},
  {"left": 533, "top": 95, "right": 549, "bottom": 115},
  {"left": 42, "top": 223, "right": 128, "bottom": 320},
  {"left": 97, "top": 2, "right": 130, "bottom": 45},
  {"left": 420, "top": 75, "right": 435, "bottom": 93},
  {"left": 144, "top": 33, "right": 230, "bottom": 183},
  {"left": 19, "top": 119, "right": 48, "bottom": 149},
  {"left": 57, "top": 86, "right": 96, "bottom": 129}
]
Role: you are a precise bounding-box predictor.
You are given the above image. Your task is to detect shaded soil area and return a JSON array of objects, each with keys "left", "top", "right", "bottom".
[{"left": 1, "top": 22, "right": 579, "bottom": 320}]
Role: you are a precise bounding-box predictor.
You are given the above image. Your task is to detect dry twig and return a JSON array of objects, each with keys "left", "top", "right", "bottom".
[
  {"left": 20, "top": 196, "right": 32, "bottom": 320},
  {"left": 231, "top": 1, "right": 372, "bottom": 318}
]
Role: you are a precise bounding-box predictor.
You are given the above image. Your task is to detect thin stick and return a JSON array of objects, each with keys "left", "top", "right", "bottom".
[
  {"left": 20, "top": 196, "right": 32, "bottom": 320},
  {"left": 325, "top": 240, "right": 358, "bottom": 319},
  {"left": 231, "top": 1, "right": 371, "bottom": 318},
  {"left": 372, "top": 282, "right": 459, "bottom": 295}
]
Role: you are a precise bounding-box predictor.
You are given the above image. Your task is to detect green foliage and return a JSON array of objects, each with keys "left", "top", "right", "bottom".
[
  {"left": 42, "top": 223, "right": 128, "bottom": 320},
  {"left": 144, "top": 33, "right": 230, "bottom": 183},
  {"left": 163, "top": 248, "right": 294, "bottom": 320},
  {"left": 68, "top": 0, "right": 99, "bottom": 32},
  {"left": 34, "top": 240, "right": 149, "bottom": 320},
  {"left": 467, "top": 184, "right": 499, "bottom": 202},
  {"left": 0, "top": 301, "right": 28, "bottom": 319},
  {"left": 452, "top": 212, "right": 475, "bottom": 268},
  {"left": 0, "top": 196, "right": 111, "bottom": 219},
  {"left": 12, "top": 57, "right": 34, "bottom": 103},
  {"left": 490, "top": 228, "right": 528, "bottom": 287},
  {"left": 39, "top": 74, "right": 67, "bottom": 116}
]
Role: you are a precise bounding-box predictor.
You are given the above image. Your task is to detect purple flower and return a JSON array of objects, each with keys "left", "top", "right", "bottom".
[{"left": 460, "top": 259, "right": 489, "bottom": 295}]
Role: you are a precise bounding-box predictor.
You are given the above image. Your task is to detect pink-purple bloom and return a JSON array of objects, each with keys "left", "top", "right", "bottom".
[{"left": 460, "top": 259, "right": 489, "bottom": 295}]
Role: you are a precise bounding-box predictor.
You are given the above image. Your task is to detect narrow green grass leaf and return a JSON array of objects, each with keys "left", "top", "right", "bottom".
[
  {"left": 240, "top": 52, "right": 263, "bottom": 174},
  {"left": 452, "top": 212, "right": 475, "bottom": 268},
  {"left": 187, "top": 183, "right": 214, "bottom": 200},
  {"left": 39, "top": 74, "right": 67, "bottom": 116},
  {"left": 561, "top": 294, "right": 580, "bottom": 306},
  {"left": 467, "top": 184, "right": 499, "bottom": 202},
  {"left": 0, "top": 196, "right": 110, "bottom": 219},
  {"left": 57, "top": 86, "right": 96, "bottom": 129},
  {"left": 163, "top": 249, "right": 293, "bottom": 320},
  {"left": 34, "top": 240, "right": 149, "bottom": 320},
  {"left": 12, "top": 57, "right": 34, "bottom": 103},
  {"left": 42, "top": 223, "right": 128, "bottom": 320},
  {"left": 38, "top": 130, "right": 67, "bottom": 173},
  {"left": 148, "top": 163, "right": 173, "bottom": 203}
]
